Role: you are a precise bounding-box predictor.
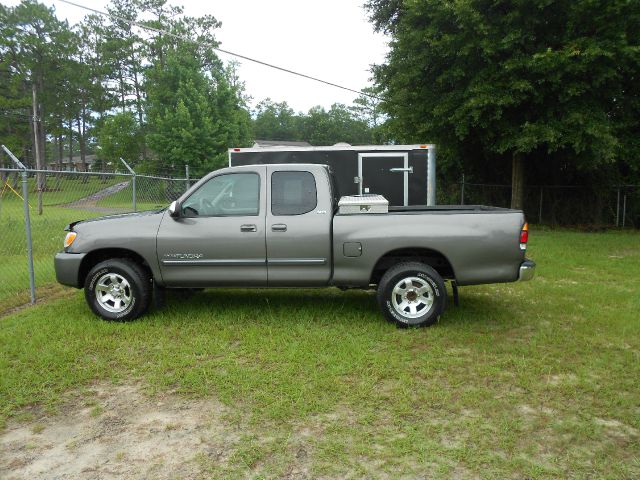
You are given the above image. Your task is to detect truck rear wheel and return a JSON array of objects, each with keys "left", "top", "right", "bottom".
[
  {"left": 377, "top": 262, "right": 446, "bottom": 327},
  {"left": 84, "top": 258, "right": 152, "bottom": 321}
]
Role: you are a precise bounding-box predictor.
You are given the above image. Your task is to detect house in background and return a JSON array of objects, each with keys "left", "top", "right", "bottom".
[{"left": 48, "top": 154, "right": 98, "bottom": 172}]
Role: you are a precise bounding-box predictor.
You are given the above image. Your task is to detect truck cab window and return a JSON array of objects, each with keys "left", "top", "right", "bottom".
[
  {"left": 182, "top": 173, "right": 259, "bottom": 217},
  {"left": 271, "top": 171, "right": 317, "bottom": 215}
]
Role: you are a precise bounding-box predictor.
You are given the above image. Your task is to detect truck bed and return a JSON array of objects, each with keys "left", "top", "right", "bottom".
[{"left": 332, "top": 206, "right": 526, "bottom": 287}]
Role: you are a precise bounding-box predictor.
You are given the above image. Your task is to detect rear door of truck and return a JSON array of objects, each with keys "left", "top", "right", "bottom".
[{"left": 265, "top": 166, "right": 333, "bottom": 286}]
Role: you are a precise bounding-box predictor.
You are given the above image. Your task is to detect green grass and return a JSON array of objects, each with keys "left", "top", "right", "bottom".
[
  {"left": 0, "top": 175, "right": 124, "bottom": 207},
  {"left": 1, "top": 230, "right": 639, "bottom": 478},
  {"left": 95, "top": 175, "right": 184, "bottom": 210}
]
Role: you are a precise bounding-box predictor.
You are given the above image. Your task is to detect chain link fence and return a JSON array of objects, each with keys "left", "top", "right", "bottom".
[
  {"left": 438, "top": 180, "right": 639, "bottom": 228},
  {"left": 1, "top": 150, "right": 195, "bottom": 312}
]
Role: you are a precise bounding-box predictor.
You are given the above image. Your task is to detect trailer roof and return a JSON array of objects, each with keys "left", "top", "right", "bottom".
[{"left": 228, "top": 144, "right": 435, "bottom": 154}]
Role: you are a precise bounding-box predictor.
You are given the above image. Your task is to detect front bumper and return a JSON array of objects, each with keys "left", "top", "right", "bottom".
[
  {"left": 54, "top": 252, "right": 87, "bottom": 288},
  {"left": 518, "top": 259, "right": 536, "bottom": 282}
]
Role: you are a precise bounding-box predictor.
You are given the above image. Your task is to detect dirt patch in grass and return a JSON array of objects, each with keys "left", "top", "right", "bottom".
[
  {"left": 0, "top": 383, "right": 241, "bottom": 479},
  {"left": 0, "top": 383, "right": 364, "bottom": 479}
]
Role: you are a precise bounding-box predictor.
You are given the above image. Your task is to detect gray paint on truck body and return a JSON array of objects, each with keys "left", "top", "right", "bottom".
[
  {"left": 55, "top": 164, "right": 530, "bottom": 290},
  {"left": 332, "top": 210, "right": 525, "bottom": 286}
]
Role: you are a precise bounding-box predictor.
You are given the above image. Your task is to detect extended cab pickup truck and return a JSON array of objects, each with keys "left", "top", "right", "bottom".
[{"left": 55, "top": 164, "right": 535, "bottom": 327}]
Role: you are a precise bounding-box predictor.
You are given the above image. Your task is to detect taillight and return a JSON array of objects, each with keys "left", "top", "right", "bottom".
[{"left": 520, "top": 223, "right": 529, "bottom": 250}]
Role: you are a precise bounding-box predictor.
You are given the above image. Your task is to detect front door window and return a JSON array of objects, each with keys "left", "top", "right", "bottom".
[{"left": 182, "top": 173, "right": 260, "bottom": 217}]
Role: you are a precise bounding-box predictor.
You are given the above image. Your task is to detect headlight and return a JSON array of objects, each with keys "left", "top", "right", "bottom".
[{"left": 64, "top": 232, "right": 77, "bottom": 248}]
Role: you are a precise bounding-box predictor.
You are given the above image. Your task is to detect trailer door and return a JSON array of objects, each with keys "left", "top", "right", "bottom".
[{"left": 358, "top": 152, "right": 409, "bottom": 206}]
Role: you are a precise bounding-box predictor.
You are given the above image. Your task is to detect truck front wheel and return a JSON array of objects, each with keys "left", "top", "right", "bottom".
[
  {"left": 377, "top": 262, "right": 446, "bottom": 327},
  {"left": 84, "top": 258, "right": 152, "bottom": 321}
]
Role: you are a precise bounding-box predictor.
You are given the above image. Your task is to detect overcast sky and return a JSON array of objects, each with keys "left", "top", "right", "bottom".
[{"left": 4, "top": 0, "right": 389, "bottom": 113}]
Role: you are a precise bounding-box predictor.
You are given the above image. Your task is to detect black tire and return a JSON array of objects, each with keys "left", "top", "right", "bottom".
[
  {"left": 377, "top": 262, "right": 447, "bottom": 327},
  {"left": 84, "top": 258, "right": 152, "bottom": 321}
]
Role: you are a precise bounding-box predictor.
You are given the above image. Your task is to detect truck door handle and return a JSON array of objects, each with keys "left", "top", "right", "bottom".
[
  {"left": 240, "top": 224, "right": 257, "bottom": 232},
  {"left": 271, "top": 224, "right": 287, "bottom": 232}
]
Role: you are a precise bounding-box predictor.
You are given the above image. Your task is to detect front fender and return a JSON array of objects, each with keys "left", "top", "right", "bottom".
[{"left": 55, "top": 252, "right": 87, "bottom": 288}]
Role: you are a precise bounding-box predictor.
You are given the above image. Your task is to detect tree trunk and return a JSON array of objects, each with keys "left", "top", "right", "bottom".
[
  {"left": 132, "top": 63, "right": 147, "bottom": 162},
  {"left": 79, "top": 104, "right": 88, "bottom": 183},
  {"left": 68, "top": 121, "right": 74, "bottom": 171},
  {"left": 0, "top": 154, "right": 6, "bottom": 183},
  {"left": 57, "top": 132, "right": 63, "bottom": 171},
  {"left": 37, "top": 77, "right": 47, "bottom": 191},
  {"left": 32, "top": 83, "right": 43, "bottom": 215},
  {"left": 55, "top": 132, "right": 64, "bottom": 190},
  {"left": 510, "top": 154, "right": 525, "bottom": 210},
  {"left": 119, "top": 65, "right": 126, "bottom": 114}
]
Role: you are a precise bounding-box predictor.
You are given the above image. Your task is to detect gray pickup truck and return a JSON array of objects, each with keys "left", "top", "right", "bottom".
[{"left": 55, "top": 164, "right": 535, "bottom": 327}]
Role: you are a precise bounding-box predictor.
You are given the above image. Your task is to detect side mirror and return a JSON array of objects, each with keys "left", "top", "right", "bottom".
[{"left": 168, "top": 200, "right": 180, "bottom": 218}]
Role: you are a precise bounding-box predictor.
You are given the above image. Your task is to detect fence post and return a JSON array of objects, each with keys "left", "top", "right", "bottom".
[
  {"left": 539, "top": 187, "right": 544, "bottom": 224},
  {"left": 21, "top": 169, "right": 36, "bottom": 304},
  {"left": 616, "top": 188, "right": 620, "bottom": 227},
  {"left": 460, "top": 173, "right": 465, "bottom": 205},
  {"left": 622, "top": 194, "right": 627, "bottom": 228},
  {"left": 119, "top": 157, "right": 136, "bottom": 212},
  {"left": 2, "top": 145, "right": 36, "bottom": 304},
  {"left": 185, "top": 164, "right": 190, "bottom": 192}
]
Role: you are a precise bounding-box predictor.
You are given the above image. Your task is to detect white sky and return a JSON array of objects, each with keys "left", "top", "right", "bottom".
[{"left": 3, "top": 0, "right": 389, "bottom": 113}]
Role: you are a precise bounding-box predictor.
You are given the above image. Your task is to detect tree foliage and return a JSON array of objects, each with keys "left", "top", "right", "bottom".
[
  {"left": 145, "top": 45, "right": 251, "bottom": 175},
  {"left": 366, "top": 0, "right": 640, "bottom": 205},
  {"left": 1, "top": 0, "right": 380, "bottom": 178},
  {"left": 95, "top": 111, "right": 142, "bottom": 167},
  {"left": 1, "top": 0, "right": 252, "bottom": 176},
  {"left": 252, "top": 99, "right": 303, "bottom": 142},
  {"left": 252, "top": 98, "right": 383, "bottom": 146}
]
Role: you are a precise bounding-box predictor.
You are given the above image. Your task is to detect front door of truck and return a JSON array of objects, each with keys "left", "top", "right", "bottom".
[
  {"left": 266, "top": 167, "right": 332, "bottom": 286},
  {"left": 156, "top": 170, "right": 267, "bottom": 286},
  {"left": 358, "top": 153, "right": 409, "bottom": 206}
]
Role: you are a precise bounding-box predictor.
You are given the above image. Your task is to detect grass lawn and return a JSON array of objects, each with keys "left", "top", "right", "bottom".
[
  {"left": 1, "top": 229, "right": 639, "bottom": 478},
  {"left": 1, "top": 175, "right": 125, "bottom": 207}
]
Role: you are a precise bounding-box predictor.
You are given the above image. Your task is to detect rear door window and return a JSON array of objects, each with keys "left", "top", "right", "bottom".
[{"left": 271, "top": 171, "right": 317, "bottom": 215}]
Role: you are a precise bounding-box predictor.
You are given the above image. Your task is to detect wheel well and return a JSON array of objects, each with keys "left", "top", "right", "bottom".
[
  {"left": 78, "top": 248, "right": 152, "bottom": 287},
  {"left": 370, "top": 248, "right": 455, "bottom": 285}
]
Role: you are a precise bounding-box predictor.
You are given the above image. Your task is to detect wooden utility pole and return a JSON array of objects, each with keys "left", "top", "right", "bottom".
[{"left": 32, "top": 83, "right": 43, "bottom": 215}]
